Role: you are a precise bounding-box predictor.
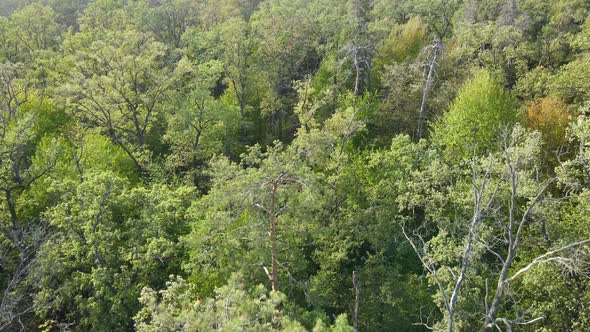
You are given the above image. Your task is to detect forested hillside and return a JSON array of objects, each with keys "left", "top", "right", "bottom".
[{"left": 1, "top": 0, "right": 590, "bottom": 331}]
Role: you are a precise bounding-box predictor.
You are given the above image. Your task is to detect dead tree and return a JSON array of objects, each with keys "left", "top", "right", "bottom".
[
  {"left": 415, "top": 0, "right": 458, "bottom": 140},
  {"left": 0, "top": 62, "right": 57, "bottom": 330},
  {"left": 417, "top": 41, "right": 441, "bottom": 140},
  {"left": 404, "top": 128, "right": 590, "bottom": 331},
  {"left": 403, "top": 155, "right": 498, "bottom": 332},
  {"left": 479, "top": 132, "right": 590, "bottom": 331},
  {"left": 348, "top": 0, "right": 372, "bottom": 96}
]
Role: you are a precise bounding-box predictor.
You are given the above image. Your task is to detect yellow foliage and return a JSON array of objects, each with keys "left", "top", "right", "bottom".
[
  {"left": 372, "top": 16, "right": 428, "bottom": 88},
  {"left": 390, "top": 16, "right": 428, "bottom": 62},
  {"left": 524, "top": 97, "right": 571, "bottom": 147}
]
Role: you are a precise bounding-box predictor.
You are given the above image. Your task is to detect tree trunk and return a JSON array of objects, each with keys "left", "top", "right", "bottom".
[
  {"left": 351, "top": 0, "right": 371, "bottom": 96},
  {"left": 353, "top": 270, "right": 360, "bottom": 332},
  {"left": 483, "top": 253, "right": 513, "bottom": 330},
  {"left": 448, "top": 208, "right": 481, "bottom": 332},
  {"left": 417, "top": 41, "right": 441, "bottom": 140},
  {"left": 270, "top": 184, "right": 279, "bottom": 292}
]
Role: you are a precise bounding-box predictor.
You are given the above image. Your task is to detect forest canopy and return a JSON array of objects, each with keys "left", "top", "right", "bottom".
[{"left": 1, "top": 0, "right": 590, "bottom": 331}]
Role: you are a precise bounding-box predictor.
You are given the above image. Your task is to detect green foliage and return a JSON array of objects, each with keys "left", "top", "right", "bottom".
[
  {"left": 1, "top": 3, "right": 63, "bottom": 62},
  {"left": 135, "top": 273, "right": 353, "bottom": 332},
  {"left": 550, "top": 54, "right": 590, "bottom": 104},
  {"left": 135, "top": 274, "right": 283, "bottom": 331},
  {"left": 515, "top": 66, "right": 552, "bottom": 100},
  {"left": 2, "top": 0, "right": 590, "bottom": 331},
  {"left": 308, "top": 135, "right": 438, "bottom": 331},
  {"left": 376, "top": 61, "right": 423, "bottom": 140},
  {"left": 132, "top": 0, "right": 199, "bottom": 49},
  {"left": 376, "top": 17, "right": 428, "bottom": 66},
  {"left": 34, "top": 174, "right": 195, "bottom": 330},
  {"left": 184, "top": 142, "right": 323, "bottom": 295},
  {"left": 77, "top": 0, "right": 129, "bottom": 33},
  {"left": 62, "top": 28, "right": 176, "bottom": 173},
  {"left": 165, "top": 59, "right": 242, "bottom": 185},
  {"left": 432, "top": 70, "right": 518, "bottom": 158}
]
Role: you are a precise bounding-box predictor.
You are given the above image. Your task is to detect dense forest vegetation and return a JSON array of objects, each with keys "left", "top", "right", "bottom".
[{"left": 1, "top": 0, "right": 590, "bottom": 330}]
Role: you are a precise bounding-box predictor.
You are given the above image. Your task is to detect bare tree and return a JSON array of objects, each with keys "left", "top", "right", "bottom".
[
  {"left": 417, "top": 41, "right": 441, "bottom": 140},
  {"left": 347, "top": 0, "right": 373, "bottom": 96},
  {"left": 405, "top": 127, "right": 590, "bottom": 331},
  {"left": 0, "top": 62, "right": 58, "bottom": 330},
  {"left": 480, "top": 132, "right": 590, "bottom": 331},
  {"left": 404, "top": 154, "right": 498, "bottom": 332},
  {"left": 414, "top": 0, "right": 458, "bottom": 140},
  {"left": 0, "top": 223, "right": 50, "bottom": 331}
]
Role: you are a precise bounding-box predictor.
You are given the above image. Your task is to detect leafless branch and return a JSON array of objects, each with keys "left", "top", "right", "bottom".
[{"left": 506, "top": 239, "right": 590, "bottom": 283}]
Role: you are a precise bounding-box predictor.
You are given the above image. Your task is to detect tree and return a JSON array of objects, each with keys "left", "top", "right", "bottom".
[
  {"left": 249, "top": 0, "right": 327, "bottom": 142},
  {"left": 164, "top": 59, "right": 241, "bottom": 185},
  {"left": 413, "top": 0, "right": 460, "bottom": 139},
  {"left": 523, "top": 96, "right": 572, "bottom": 167},
  {"left": 2, "top": 4, "right": 63, "bottom": 62},
  {"left": 219, "top": 17, "right": 255, "bottom": 118},
  {"left": 372, "top": 16, "right": 428, "bottom": 78},
  {"left": 62, "top": 29, "right": 176, "bottom": 174},
  {"left": 550, "top": 54, "right": 590, "bottom": 105},
  {"left": 135, "top": 273, "right": 353, "bottom": 331},
  {"left": 0, "top": 62, "right": 61, "bottom": 330},
  {"left": 34, "top": 173, "right": 195, "bottom": 330},
  {"left": 347, "top": 0, "right": 372, "bottom": 96},
  {"left": 76, "top": 0, "right": 129, "bottom": 33},
  {"left": 432, "top": 70, "right": 518, "bottom": 158},
  {"left": 47, "top": 0, "right": 92, "bottom": 29},
  {"left": 309, "top": 135, "right": 438, "bottom": 331},
  {"left": 133, "top": 0, "right": 200, "bottom": 49},
  {"left": 184, "top": 142, "right": 322, "bottom": 296},
  {"left": 406, "top": 126, "right": 590, "bottom": 331}
]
